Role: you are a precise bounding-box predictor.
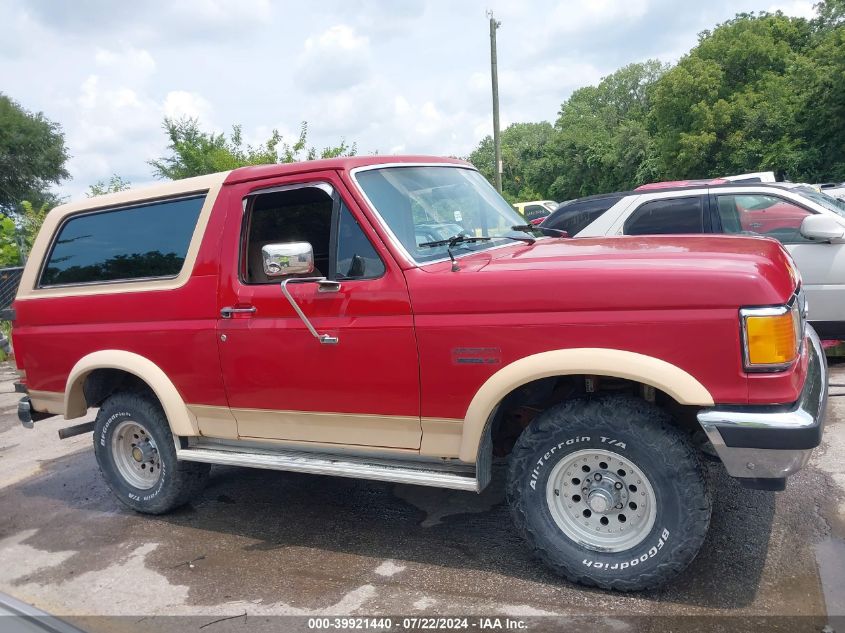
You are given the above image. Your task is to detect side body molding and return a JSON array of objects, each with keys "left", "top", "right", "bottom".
[
  {"left": 64, "top": 350, "right": 198, "bottom": 436},
  {"left": 458, "top": 348, "right": 715, "bottom": 462}
]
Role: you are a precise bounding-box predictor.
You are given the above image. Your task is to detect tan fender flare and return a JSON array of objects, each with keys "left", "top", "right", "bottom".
[
  {"left": 458, "top": 348, "right": 715, "bottom": 463},
  {"left": 64, "top": 350, "right": 198, "bottom": 436}
]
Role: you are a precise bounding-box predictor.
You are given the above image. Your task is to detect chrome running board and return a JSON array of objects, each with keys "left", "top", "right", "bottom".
[{"left": 176, "top": 445, "right": 479, "bottom": 491}]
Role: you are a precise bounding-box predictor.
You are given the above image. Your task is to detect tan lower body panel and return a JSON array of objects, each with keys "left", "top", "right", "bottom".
[
  {"left": 190, "top": 403, "right": 463, "bottom": 457},
  {"left": 28, "top": 390, "right": 65, "bottom": 415},
  {"left": 420, "top": 418, "right": 463, "bottom": 457},
  {"left": 233, "top": 408, "right": 423, "bottom": 449},
  {"left": 189, "top": 404, "right": 239, "bottom": 439}
]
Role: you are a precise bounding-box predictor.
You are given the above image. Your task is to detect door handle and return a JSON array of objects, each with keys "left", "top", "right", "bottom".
[{"left": 220, "top": 306, "right": 257, "bottom": 318}]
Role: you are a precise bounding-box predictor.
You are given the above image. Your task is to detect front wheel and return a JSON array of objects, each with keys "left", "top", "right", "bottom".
[{"left": 507, "top": 395, "right": 711, "bottom": 591}]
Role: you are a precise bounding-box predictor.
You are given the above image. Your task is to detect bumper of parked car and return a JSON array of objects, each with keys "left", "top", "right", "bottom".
[{"left": 697, "top": 325, "right": 828, "bottom": 491}]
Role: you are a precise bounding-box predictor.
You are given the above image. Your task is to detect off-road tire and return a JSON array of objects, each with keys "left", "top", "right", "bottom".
[
  {"left": 507, "top": 394, "right": 711, "bottom": 591},
  {"left": 93, "top": 392, "right": 209, "bottom": 514}
]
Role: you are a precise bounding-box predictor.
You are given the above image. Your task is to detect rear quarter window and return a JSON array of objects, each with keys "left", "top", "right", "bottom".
[
  {"left": 624, "top": 196, "right": 704, "bottom": 235},
  {"left": 39, "top": 195, "right": 205, "bottom": 287}
]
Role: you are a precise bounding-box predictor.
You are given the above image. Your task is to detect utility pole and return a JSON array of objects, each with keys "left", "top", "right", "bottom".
[{"left": 487, "top": 11, "right": 502, "bottom": 193}]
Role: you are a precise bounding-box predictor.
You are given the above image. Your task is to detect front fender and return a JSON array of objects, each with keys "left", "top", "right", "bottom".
[{"left": 458, "top": 348, "right": 714, "bottom": 462}]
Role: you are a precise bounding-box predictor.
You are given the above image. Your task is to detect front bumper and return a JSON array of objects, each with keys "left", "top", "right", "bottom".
[{"left": 697, "top": 325, "right": 828, "bottom": 490}]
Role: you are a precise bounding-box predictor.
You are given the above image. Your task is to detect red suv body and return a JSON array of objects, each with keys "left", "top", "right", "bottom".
[{"left": 11, "top": 156, "right": 827, "bottom": 591}]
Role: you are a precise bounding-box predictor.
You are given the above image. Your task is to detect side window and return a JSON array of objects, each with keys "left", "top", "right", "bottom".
[
  {"left": 716, "top": 194, "right": 813, "bottom": 244},
  {"left": 40, "top": 195, "right": 205, "bottom": 287},
  {"left": 624, "top": 197, "right": 704, "bottom": 235},
  {"left": 243, "top": 186, "right": 333, "bottom": 284},
  {"left": 334, "top": 202, "right": 385, "bottom": 279}
]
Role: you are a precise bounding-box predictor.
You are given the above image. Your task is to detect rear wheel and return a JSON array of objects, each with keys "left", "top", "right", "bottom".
[
  {"left": 93, "top": 392, "right": 209, "bottom": 514},
  {"left": 507, "top": 395, "right": 711, "bottom": 591}
]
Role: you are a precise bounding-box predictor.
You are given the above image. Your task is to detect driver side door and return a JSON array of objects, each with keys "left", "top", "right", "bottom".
[{"left": 215, "top": 173, "right": 422, "bottom": 448}]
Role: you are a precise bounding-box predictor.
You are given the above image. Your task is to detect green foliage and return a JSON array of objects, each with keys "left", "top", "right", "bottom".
[
  {"left": 649, "top": 12, "right": 815, "bottom": 179},
  {"left": 0, "top": 216, "right": 20, "bottom": 267},
  {"left": 0, "top": 200, "right": 50, "bottom": 266},
  {"left": 547, "top": 60, "right": 666, "bottom": 200},
  {"left": 469, "top": 3, "right": 845, "bottom": 201},
  {"left": 87, "top": 175, "right": 132, "bottom": 197},
  {"left": 0, "top": 93, "right": 69, "bottom": 216},
  {"left": 814, "top": 0, "right": 845, "bottom": 27},
  {"left": 468, "top": 122, "right": 555, "bottom": 202},
  {"left": 19, "top": 200, "right": 47, "bottom": 250},
  {"left": 150, "top": 118, "right": 357, "bottom": 180}
]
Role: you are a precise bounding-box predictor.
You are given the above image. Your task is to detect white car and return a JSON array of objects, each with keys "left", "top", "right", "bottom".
[{"left": 543, "top": 182, "right": 845, "bottom": 339}]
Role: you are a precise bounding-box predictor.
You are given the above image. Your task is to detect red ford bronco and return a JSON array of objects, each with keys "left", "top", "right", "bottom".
[{"left": 11, "top": 156, "right": 827, "bottom": 590}]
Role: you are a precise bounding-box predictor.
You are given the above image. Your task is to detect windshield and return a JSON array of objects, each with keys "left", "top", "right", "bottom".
[
  {"left": 355, "top": 166, "right": 530, "bottom": 263},
  {"left": 795, "top": 187, "right": 845, "bottom": 218}
]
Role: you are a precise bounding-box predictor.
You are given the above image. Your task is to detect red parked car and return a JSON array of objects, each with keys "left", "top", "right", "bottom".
[{"left": 11, "top": 156, "right": 826, "bottom": 591}]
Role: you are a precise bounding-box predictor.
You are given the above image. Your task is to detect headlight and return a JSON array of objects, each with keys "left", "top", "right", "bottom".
[{"left": 740, "top": 296, "right": 803, "bottom": 371}]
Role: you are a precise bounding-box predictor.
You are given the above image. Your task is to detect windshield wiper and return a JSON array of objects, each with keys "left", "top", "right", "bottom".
[
  {"left": 420, "top": 232, "right": 537, "bottom": 271},
  {"left": 512, "top": 224, "right": 569, "bottom": 238},
  {"left": 419, "top": 234, "right": 492, "bottom": 271}
]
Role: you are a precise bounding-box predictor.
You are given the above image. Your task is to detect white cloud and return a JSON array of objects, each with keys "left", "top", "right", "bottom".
[
  {"left": 0, "top": 0, "right": 825, "bottom": 200},
  {"left": 94, "top": 46, "right": 156, "bottom": 75},
  {"left": 169, "top": 0, "right": 272, "bottom": 26},
  {"left": 296, "top": 25, "right": 372, "bottom": 92},
  {"left": 545, "top": 0, "right": 651, "bottom": 36},
  {"left": 162, "top": 91, "right": 213, "bottom": 121}
]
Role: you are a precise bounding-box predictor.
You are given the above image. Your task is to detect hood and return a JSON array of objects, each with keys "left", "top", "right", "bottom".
[{"left": 408, "top": 235, "right": 798, "bottom": 313}]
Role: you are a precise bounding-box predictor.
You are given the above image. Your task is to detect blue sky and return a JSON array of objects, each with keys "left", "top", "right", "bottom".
[{"left": 0, "top": 0, "right": 817, "bottom": 199}]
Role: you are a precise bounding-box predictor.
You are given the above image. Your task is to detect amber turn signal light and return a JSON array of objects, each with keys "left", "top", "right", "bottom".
[{"left": 742, "top": 301, "right": 802, "bottom": 369}]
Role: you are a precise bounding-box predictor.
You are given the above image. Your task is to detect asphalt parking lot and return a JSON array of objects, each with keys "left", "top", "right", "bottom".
[{"left": 0, "top": 361, "right": 843, "bottom": 632}]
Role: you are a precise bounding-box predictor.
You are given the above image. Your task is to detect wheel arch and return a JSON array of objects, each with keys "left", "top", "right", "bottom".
[
  {"left": 65, "top": 350, "right": 198, "bottom": 436},
  {"left": 458, "top": 348, "right": 714, "bottom": 463}
]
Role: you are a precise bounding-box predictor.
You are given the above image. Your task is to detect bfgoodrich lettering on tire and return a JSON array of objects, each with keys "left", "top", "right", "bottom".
[
  {"left": 507, "top": 394, "right": 711, "bottom": 591},
  {"left": 94, "top": 392, "right": 210, "bottom": 514}
]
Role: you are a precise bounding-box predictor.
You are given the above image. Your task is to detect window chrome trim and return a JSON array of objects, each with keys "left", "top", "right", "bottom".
[
  {"left": 349, "top": 162, "right": 539, "bottom": 268},
  {"left": 739, "top": 290, "right": 804, "bottom": 372},
  {"left": 245, "top": 181, "right": 334, "bottom": 198}
]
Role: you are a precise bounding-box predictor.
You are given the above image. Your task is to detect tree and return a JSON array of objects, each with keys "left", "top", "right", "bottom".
[
  {"left": 546, "top": 60, "right": 666, "bottom": 200},
  {"left": 468, "top": 122, "right": 555, "bottom": 202},
  {"left": 150, "top": 118, "right": 357, "bottom": 180},
  {"left": 649, "top": 13, "right": 816, "bottom": 179},
  {"left": 0, "top": 93, "right": 69, "bottom": 216},
  {"left": 803, "top": 0, "right": 845, "bottom": 179},
  {"left": 0, "top": 217, "right": 20, "bottom": 267},
  {"left": 87, "top": 175, "right": 132, "bottom": 197},
  {"left": 814, "top": 0, "right": 845, "bottom": 28}
]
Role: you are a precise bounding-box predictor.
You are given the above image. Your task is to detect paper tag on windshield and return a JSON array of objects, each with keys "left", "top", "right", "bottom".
[{"left": 454, "top": 211, "right": 463, "bottom": 222}]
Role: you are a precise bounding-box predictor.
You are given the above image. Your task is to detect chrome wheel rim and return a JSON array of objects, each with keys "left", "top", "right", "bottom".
[
  {"left": 545, "top": 448, "right": 657, "bottom": 553},
  {"left": 111, "top": 420, "right": 161, "bottom": 490}
]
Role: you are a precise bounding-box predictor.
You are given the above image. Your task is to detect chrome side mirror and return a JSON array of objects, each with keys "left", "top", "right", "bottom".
[
  {"left": 261, "top": 242, "right": 315, "bottom": 277},
  {"left": 800, "top": 214, "right": 845, "bottom": 243}
]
